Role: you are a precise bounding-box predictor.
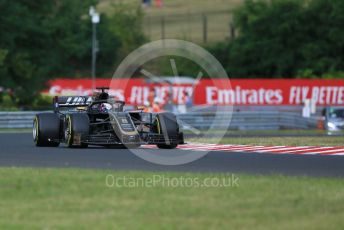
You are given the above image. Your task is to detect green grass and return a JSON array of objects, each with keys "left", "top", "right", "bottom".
[
  {"left": 184, "top": 129, "right": 329, "bottom": 135},
  {"left": 0, "top": 128, "right": 31, "bottom": 133},
  {"left": 0, "top": 168, "right": 344, "bottom": 229},
  {"left": 186, "top": 129, "right": 344, "bottom": 146},
  {"left": 99, "top": 0, "right": 243, "bottom": 43}
]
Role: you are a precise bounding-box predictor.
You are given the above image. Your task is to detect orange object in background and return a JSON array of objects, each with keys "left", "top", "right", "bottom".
[
  {"left": 143, "top": 106, "right": 151, "bottom": 112},
  {"left": 317, "top": 118, "right": 325, "bottom": 130},
  {"left": 152, "top": 103, "right": 161, "bottom": 113}
]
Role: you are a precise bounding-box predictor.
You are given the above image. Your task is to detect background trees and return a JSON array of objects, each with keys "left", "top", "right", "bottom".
[
  {"left": 0, "top": 0, "right": 145, "bottom": 106},
  {"left": 210, "top": 0, "right": 344, "bottom": 78},
  {"left": 1, "top": 0, "right": 344, "bottom": 107}
]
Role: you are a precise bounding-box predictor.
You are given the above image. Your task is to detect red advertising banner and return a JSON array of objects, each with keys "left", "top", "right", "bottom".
[{"left": 46, "top": 78, "right": 344, "bottom": 106}]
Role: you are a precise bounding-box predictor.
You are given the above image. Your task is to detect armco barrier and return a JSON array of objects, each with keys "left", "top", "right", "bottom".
[
  {"left": 177, "top": 111, "right": 318, "bottom": 130},
  {"left": 0, "top": 111, "right": 318, "bottom": 130},
  {"left": 0, "top": 111, "right": 40, "bottom": 129}
]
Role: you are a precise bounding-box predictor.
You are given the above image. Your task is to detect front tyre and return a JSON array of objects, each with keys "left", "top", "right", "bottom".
[
  {"left": 154, "top": 113, "right": 179, "bottom": 149},
  {"left": 33, "top": 113, "right": 60, "bottom": 147},
  {"left": 65, "top": 113, "right": 89, "bottom": 148}
]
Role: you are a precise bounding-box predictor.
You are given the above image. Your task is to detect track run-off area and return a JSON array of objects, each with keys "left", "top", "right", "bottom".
[
  {"left": 144, "top": 143, "right": 344, "bottom": 156},
  {"left": 1, "top": 133, "right": 344, "bottom": 177}
]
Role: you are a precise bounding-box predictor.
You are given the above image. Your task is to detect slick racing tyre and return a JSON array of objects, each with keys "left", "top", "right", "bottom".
[
  {"left": 155, "top": 112, "right": 179, "bottom": 149},
  {"left": 65, "top": 113, "right": 89, "bottom": 148},
  {"left": 33, "top": 113, "right": 60, "bottom": 147}
]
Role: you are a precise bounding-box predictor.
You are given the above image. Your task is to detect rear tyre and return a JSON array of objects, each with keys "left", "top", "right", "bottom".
[
  {"left": 33, "top": 113, "right": 60, "bottom": 147},
  {"left": 65, "top": 113, "right": 89, "bottom": 148},
  {"left": 155, "top": 113, "right": 179, "bottom": 149}
]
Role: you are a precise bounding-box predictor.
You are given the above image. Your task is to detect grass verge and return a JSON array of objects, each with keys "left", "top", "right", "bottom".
[
  {"left": 184, "top": 129, "right": 330, "bottom": 135},
  {"left": 0, "top": 168, "right": 344, "bottom": 229},
  {"left": 0, "top": 128, "right": 31, "bottom": 133}
]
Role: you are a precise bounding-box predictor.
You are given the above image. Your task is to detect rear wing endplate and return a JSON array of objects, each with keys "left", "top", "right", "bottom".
[{"left": 53, "top": 96, "right": 93, "bottom": 110}]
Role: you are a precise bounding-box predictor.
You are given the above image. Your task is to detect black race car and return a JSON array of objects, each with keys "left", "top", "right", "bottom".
[{"left": 33, "top": 87, "right": 184, "bottom": 149}]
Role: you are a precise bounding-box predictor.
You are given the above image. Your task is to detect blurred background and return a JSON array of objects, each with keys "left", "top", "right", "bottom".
[{"left": 1, "top": 0, "right": 344, "bottom": 132}]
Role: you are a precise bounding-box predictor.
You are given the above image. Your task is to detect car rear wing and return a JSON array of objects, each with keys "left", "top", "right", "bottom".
[{"left": 53, "top": 96, "right": 93, "bottom": 110}]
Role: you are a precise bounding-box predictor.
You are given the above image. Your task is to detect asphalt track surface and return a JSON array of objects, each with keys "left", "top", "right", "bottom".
[{"left": 1, "top": 133, "right": 344, "bottom": 177}]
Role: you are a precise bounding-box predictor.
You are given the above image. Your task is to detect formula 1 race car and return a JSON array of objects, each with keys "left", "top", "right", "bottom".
[{"left": 33, "top": 87, "right": 184, "bottom": 149}]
